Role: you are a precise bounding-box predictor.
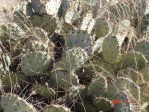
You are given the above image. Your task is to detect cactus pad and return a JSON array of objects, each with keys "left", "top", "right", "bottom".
[
  {"left": 43, "top": 105, "right": 71, "bottom": 112},
  {"left": 50, "top": 70, "right": 79, "bottom": 89},
  {"left": 54, "top": 47, "right": 88, "bottom": 72},
  {"left": 102, "top": 36, "right": 119, "bottom": 62},
  {"left": 91, "top": 18, "right": 110, "bottom": 38},
  {"left": 1, "top": 93, "right": 36, "bottom": 112},
  {"left": 116, "top": 77, "right": 140, "bottom": 101},
  {"left": 24, "top": 27, "right": 50, "bottom": 52},
  {"left": 65, "top": 31, "right": 93, "bottom": 56},
  {"left": 30, "top": 14, "right": 57, "bottom": 33},
  {"left": 20, "top": 51, "right": 53, "bottom": 76},
  {"left": 31, "top": 0, "right": 46, "bottom": 14},
  {"left": 87, "top": 77, "right": 108, "bottom": 100},
  {"left": 65, "top": 86, "right": 86, "bottom": 105},
  {"left": 2, "top": 73, "right": 27, "bottom": 89},
  {"left": 119, "top": 68, "right": 143, "bottom": 83},
  {"left": 114, "top": 92, "right": 131, "bottom": 112},
  {"left": 32, "top": 84, "right": 55, "bottom": 98},
  {"left": 0, "top": 23, "right": 25, "bottom": 41},
  {"left": 118, "top": 52, "right": 147, "bottom": 70},
  {"left": 106, "top": 81, "right": 118, "bottom": 99},
  {"left": 93, "top": 97, "right": 113, "bottom": 111},
  {"left": 134, "top": 40, "right": 149, "bottom": 61},
  {"left": 139, "top": 64, "right": 149, "bottom": 82}
]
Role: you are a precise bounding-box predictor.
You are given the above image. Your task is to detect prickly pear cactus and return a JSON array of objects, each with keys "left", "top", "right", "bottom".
[
  {"left": 64, "top": 86, "right": 86, "bottom": 105},
  {"left": 50, "top": 70, "right": 79, "bottom": 89},
  {"left": 106, "top": 81, "right": 118, "bottom": 99},
  {"left": 20, "top": 51, "right": 53, "bottom": 76},
  {"left": 87, "top": 77, "right": 108, "bottom": 100},
  {"left": 1, "top": 93, "right": 37, "bottom": 112},
  {"left": 65, "top": 31, "right": 93, "bottom": 56},
  {"left": 118, "top": 52, "right": 147, "bottom": 70},
  {"left": 31, "top": 0, "right": 46, "bottom": 14},
  {"left": 1, "top": 0, "right": 149, "bottom": 112},
  {"left": 134, "top": 39, "right": 149, "bottom": 61},
  {"left": 93, "top": 97, "right": 114, "bottom": 111},
  {"left": 30, "top": 14, "right": 57, "bottom": 33},
  {"left": 32, "top": 84, "right": 55, "bottom": 98},
  {"left": 0, "top": 23, "right": 25, "bottom": 42},
  {"left": 54, "top": 47, "right": 89, "bottom": 72},
  {"left": 91, "top": 18, "right": 111, "bottom": 39},
  {"left": 2, "top": 73, "right": 27, "bottom": 90},
  {"left": 102, "top": 36, "right": 120, "bottom": 62},
  {"left": 116, "top": 77, "right": 141, "bottom": 102},
  {"left": 139, "top": 82, "right": 149, "bottom": 103},
  {"left": 113, "top": 92, "right": 131, "bottom": 112},
  {"left": 43, "top": 105, "right": 71, "bottom": 112},
  {"left": 118, "top": 68, "right": 143, "bottom": 83},
  {"left": 139, "top": 64, "right": 149, "bottom": 82},
  {"left": 24, "top": 27, "right": 50, "bottom": 52}
]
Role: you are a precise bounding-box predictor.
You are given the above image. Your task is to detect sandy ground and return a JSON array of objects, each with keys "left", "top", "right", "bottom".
[{"left": 0, "top": 0, "right": 22, "bottom": 25}]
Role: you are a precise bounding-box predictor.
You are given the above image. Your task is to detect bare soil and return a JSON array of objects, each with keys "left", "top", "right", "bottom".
[{"left": 0, "top": 0, "right": 23, "bottom": 25}]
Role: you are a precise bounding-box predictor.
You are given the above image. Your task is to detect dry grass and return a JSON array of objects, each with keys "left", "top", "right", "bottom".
[{"left": 0, "top": 0, "right": 24, "bottom": 25}]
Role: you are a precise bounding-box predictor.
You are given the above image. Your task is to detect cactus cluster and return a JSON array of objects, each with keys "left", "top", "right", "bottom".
[{"left": 1, "top": 0, "right": 149, "bottom": 112}]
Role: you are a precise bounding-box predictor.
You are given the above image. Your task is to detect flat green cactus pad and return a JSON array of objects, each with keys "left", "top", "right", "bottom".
[
  {"left": 1, "top": 93, "right": 36, "bottom": 112},
  {"left": 2, "top": 73, "right": 27, "bottom": 89},
  {"left": 64, "top": 86, "right": 86, "bottom": 104},
  {"left": 24, "top": 27, "right": 50, "bottom": 52},
  {"left": 0, "top": 23, "right": 25, "bottom": 41},
  {"left": 118, "top": 52, "right": 147, "bottom": 70},
  {"left": 55, "top": 47, "right": 89, "bottom": 72},
  {"left": 32, "top": 84, "right": 55, "bottom": 98},
  {"left": 50, "top": 70, "right": 79, "bottom": 89},
  {"left": 30, "top": 14, "right": 57, "bottom": 33},
  {"left": 114, "top": 92, "right": 131, "bottom": 112},
  {"left": 119, "top": 68, "right": 143, "bottom": 83},
  {"left": 20, "top": 51, "right": 53, "bottom": 76},
  {"left": 91, "top": 18, "right": 110, "bottom": 38},
  {"left": 102, "top": 36, "right": 119, "bottom": 62},
  {"left": 139, "top": 83, "right": 149, "bottom": 103},
  {"left": 139, "top": 64, "right": 149, "bottom": 82},
  {"left": 87, "top": 78, "right": 108, "bottom": 99},
  {"left": 66, "top": 31, "right": 93, "bottom": 56},
  {"left": 93, "top": 97, "right": 113, "bottom": 111},
  {"left": 31, "top": 0, "right": 46, "bottom": 14},
  {"left": 116, "top": 77, "right": 140, "bottom": 101},
  {"left": 134, "top": 40, "right": 149, "bottom": 61},
  {"left": 106, "top": 82, "right": 117, "bottom": 99},
  {"left": 43, "top": 105, "right": 71, "bottom": 112}
]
